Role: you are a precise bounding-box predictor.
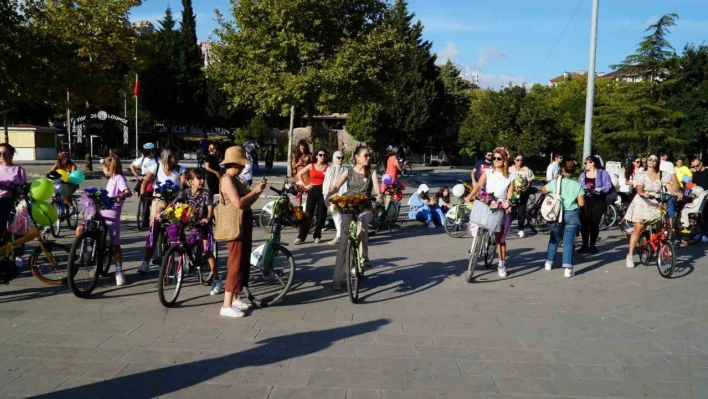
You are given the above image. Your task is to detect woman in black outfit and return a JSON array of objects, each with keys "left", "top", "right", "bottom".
[
  {"left": 203, "top": 144, "right": 221, "bottom": 196},
  {"left": 578, "top": 156, "right": 613, "bottom": 254}
]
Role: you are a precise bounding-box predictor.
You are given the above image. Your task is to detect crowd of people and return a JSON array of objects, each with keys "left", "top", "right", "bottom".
[{"left": 1, "top": 137, "right": 707, "bottom": 319}]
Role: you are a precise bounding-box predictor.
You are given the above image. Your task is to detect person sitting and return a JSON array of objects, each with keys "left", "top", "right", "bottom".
[
  {"left": 408, "top": 184, "right": 445, "bottom": 228},
  {"left": 435, "top": 187, "right": 452, "bottom": 213}
]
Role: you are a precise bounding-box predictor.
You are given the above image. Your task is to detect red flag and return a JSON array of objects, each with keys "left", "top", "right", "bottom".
[{"left": 132, "top": 74, "right": 139, "bottom": 98}]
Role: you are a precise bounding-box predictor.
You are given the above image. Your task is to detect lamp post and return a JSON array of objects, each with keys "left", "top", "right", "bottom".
[{"left": 582, "top": 0, "right": 600, "bottom": 160}]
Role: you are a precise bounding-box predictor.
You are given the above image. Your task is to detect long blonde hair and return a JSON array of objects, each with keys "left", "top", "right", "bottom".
[
  {"left": 493, "top": 147, "right": 510, "bottom": 178},
  {"left": 160, "top": 147, "right": 179, "bottom": 174}
]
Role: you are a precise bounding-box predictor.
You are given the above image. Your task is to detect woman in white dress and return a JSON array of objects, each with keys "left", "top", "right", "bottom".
[{"left": 468, "top": 147, "right": 515, "bottom": 277}]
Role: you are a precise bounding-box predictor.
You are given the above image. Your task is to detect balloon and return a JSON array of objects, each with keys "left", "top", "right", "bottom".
[
  {"left": 68, "top": 170, "right": 85, "bottom": 184},
  {"left": 30, "top": 200, "right": 57, "bottom": 227},
  {"left": 382, "top": 174, "right": 393, "bottom": 185},
  {"left": 452, "top": 184, "right": 466, "bottom": 198},
  {"left": 682, "top": 175, "right": 691, "bottom": 183},
  {"left": 29, "top": 178, "right": 54, "bottom": 201},
  {"left": 686, "top": 182, "right": 694, "bottom": 189},
  {"left": 56, "top": 169, "right": 69, "bottom": 182}
]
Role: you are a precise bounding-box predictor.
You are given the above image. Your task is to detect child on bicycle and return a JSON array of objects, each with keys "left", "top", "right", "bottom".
[
  {"left": 76, "top": 155, "right": 132, "bottom": 286},
  {"left": 172, "top": 168, "right": 221, "bottom": 295}
]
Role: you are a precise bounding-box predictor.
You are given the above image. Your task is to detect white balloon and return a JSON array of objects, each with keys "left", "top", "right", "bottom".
[{"left": 452, "top": 184, "right": 466, "bottom": 198}]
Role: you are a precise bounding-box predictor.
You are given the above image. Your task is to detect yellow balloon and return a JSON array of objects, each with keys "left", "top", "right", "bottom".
[{"left": 56, "top": 169, "right": 69, "bottom": 182}]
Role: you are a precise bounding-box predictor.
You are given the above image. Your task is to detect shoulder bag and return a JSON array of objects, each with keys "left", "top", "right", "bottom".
[
  {"left": 213, "top": 177, "right": 243, "bottom": 241},
  {"left": 541, "top": 176, "right": 564, "bottom": 223}
]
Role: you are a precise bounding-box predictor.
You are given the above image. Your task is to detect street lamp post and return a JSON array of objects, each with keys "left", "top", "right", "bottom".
[{"left": 582, "top": 0, "right": 600, "bottom": 160}]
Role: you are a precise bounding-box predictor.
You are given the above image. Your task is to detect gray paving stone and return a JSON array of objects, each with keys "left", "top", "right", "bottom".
[
  {"left": 18, "top": 346, "right": 127, "bottom": 362},
  {"left": 492, "top": 377, "right": 563, "bottom": 396},
  {"left": 456, "top": 360, "right": 514, "bottom": 377},
  {"left": 2, "top": 375, "right": 68, "bottom": 397},
  {"left": 348, "top": 388, "right": 382, "bottom": 399},
  {"left": 358, "top": 358, "right": 461, "bottom": 375},
  {"left": 479, "top": 349, "right": 555, "bottom": 363},
  {"left": 376, "top": 333, "right": 433, "bottom": 346},
  {"left": 50, "top": 377, "right": 116, "bottom": 399},
  {"left": 508, "top": 362, "right": 579, "bottom": 378},
  {"left": 117, "top": 348, "right": 202, "bottom": 364},
  {"left": 400, "top": 374, "right": 498, "bottom": 393},
  {"left": 0, "top": 358, "right": 29, "bottom": 375},
  {"left": 570, "top": 364, "right": 624, "bottom": 380},
  {"left": 270, "top": 386, "right": 345, "bottom": 399},
  {"left": 240, "top": 368, "right": 310, "bottom": 387},
  {"left": 308, "top": 370, "right": 403, "bottom": 390},
  {"left": 554, "top": 378, "right": 625, "bottom": 397}
]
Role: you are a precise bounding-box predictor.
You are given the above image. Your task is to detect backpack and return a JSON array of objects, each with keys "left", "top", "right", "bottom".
[{"left": 541, "top": 176, "right": 563, "bottom": 223}]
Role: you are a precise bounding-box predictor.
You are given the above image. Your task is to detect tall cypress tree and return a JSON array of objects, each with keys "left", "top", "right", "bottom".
[{"left": 179, "top": 0, "right": 206, "bottom": 125}]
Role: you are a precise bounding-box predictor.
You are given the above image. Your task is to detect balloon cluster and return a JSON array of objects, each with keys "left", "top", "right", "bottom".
[
  {"left": 27, "top": 170, "right": 86, "bottom": 227},
  {"left": 682, "top": 175, "right": 695, "bottom": 189}
]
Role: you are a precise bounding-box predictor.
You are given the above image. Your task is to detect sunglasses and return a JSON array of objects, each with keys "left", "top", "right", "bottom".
[
  {"left": 691, "top": 164, "right": 701, "bottom": 168},
  {"left": 515, "top": 159, "right": 523, "bottom": 162},
  {"left": 633, "top": 160, "right": 641, "bottom": 164},
  {"left": 335, "top": 156, "right": 343, "bottom": 160},
  {"left": 647, "top": 158, "right": 659, "bottom": 162},
  {"left": 361, "top": 154, "right": 370, "bottom": 158},
  {"left": 317, "top": 153, "right": 325, "bottom": 157},
  {"left": 0, "top": 151, "right": 10, "bottom": 157},
  {"left": 493, "top": 156, "right": 504, "bottom": 161}
]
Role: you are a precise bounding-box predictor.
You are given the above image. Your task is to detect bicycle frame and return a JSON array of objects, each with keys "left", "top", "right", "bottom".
[{"left": 1, "top": 228, "right": 60, "bottom": 272}]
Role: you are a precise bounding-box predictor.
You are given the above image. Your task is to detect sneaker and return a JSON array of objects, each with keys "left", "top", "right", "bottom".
[
  {"left": 518, "top": 231, "right": 525, "bottom": 238},
  {"left": 544, "top": 261, "right": 553, "bottom": 271},
  {"left": 626, "top": 255, "right": 635, "bottom": 268},
  {"left": 328, "top": 237, "right": 340, "bottom": 245},
  {"left": 497, "top": 266, "right": 507, "bottom": 278},
  {"left": 220, "top": 306, "right": 245, "bottom": 318},
  {"left": 703, "top": 236, "right": 708, "bottom": 243},
  {"left": 428, "top": 222, "right": 436, "bottom": 229},
  {"left": 137, "top": 261, "right": 150, "bottom": 274},
  {"left": 333, "top": 282, "right": 343, "bottom": 291},
  {"left": 314, "top": 238, "right": 321, "bottom": 244},
  {"left": 294, "top": 238, "right": 303, "bottom": 245},
  {"left": 210, "top": 280, "right": 224, "bottom": 296},
  {"left": 564, "top": 268, "right": 574, "bottom": 278},
  {"left": 577, "top": 246, "right": 590, "bottom": 254},
  {"left": 115, "top": 272, "right": 126, "bottom": 286},
  {"left": 232, "top": 297, "right": 252, "bottom": 311}
]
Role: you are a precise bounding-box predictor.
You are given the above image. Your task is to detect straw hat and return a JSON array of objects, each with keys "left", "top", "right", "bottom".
[{"left": 220, "top": 146, "right": 250, "bottom": 166}]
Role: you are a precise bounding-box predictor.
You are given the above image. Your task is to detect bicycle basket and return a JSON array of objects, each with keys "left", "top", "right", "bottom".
[{"left": 469, "top": 201, "right": 504, "bottom": 231}]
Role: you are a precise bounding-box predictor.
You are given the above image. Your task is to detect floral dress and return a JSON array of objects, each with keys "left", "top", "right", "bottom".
[{"left": 624, "top": 171, "right": 671, "bottom": 224}]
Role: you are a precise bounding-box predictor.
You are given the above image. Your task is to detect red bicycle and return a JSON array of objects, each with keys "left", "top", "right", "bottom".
[{"left": 635, "top": 193, "right": 676, "bottom": 278}]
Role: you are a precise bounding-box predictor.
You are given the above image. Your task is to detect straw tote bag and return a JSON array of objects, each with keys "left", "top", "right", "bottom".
[{"left": 214, "top": 180, "right": 243, "bottom": 241}]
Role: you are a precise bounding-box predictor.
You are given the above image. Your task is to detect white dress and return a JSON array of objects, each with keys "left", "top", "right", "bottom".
[{"left": 485, "top": 169, "right": 513, "bottom": 200}]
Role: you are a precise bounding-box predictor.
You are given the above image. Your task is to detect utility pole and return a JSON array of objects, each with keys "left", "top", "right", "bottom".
[
  {"left": 287, "top": 105, "right": 295, "bottom": 177},
  {"left": 582, "top": 0, "right": 600, "bottom": 160},
  {"left": 120, "top": 90, "right": 127, "bottom": 118},
  {"left": 67, "top": 90, "right": 72, "bottom": 156}
]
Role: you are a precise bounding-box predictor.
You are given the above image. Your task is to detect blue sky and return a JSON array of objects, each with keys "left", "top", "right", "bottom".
[{"left": 130, "top": 0, "right": 708, "bottom": 88}]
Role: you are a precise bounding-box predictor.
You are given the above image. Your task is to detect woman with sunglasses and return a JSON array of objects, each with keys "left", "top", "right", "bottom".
[
  {"left": 508, "top": 154, "right": 535, "bottom": 238},
  {"left": 0, "top": 144, "right": 27, "bottom": 253},
  {"left": 323, "top": 151, "right": 348, "bottom": 245},
  {"left": 138, "top": 147, "right": 187, "bottom": 274},
  {"left": 295, "top": 150, "right": 329, "bottom": 245},
  {"left": 625, "top": 154, "right": 680, "bottom": 268},
  {"left": 578, "top": 155, "right": 613, "bottom": 254},
  {"left": 468, "top": 147, "right": 515, "bottom": 278}
]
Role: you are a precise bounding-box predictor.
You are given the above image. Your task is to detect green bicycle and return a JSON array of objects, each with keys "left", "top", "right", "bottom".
[
  {"left": 341, "top": 207, "right": 367, "bottom": 303},
  {"left": 243, "top": 181, "right": 296, "bottom": 307}
]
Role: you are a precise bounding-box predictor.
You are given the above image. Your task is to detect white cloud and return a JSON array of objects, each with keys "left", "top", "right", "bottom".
[
  {"left": 461, "top": 67, "right": 526, "bottom": 90},
  {"left": 436, "top": 42, "right": 460, "bottom": 64},
  {"left": 476, "top": 44, "right": 510, "bottom": 70}
]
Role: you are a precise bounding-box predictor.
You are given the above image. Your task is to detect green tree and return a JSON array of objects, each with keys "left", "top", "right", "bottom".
[
  {"left": 179, "top": 0, "right": 206, "bottom": 125},
  {"left": 439, "top": 60, "right": 470, "bottom": 144}
]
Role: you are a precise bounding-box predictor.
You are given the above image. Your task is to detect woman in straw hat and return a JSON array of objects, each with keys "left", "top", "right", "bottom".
[{"left": 218, "top": 146, "right": 267, "bottom": 318}]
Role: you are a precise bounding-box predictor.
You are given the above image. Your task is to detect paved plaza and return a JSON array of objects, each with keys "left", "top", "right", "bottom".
[{"left": 0, "top": 171, "right": 708, "bottom": 398}]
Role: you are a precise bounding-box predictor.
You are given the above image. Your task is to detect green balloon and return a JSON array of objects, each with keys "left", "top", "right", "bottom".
[
  {"left": 31, "top": 200, "right": 58, "bottom": 227},
  {"left": 29, "top": 178, "right": 54, "bottom": 201}
]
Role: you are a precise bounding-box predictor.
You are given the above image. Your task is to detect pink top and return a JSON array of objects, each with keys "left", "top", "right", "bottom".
[
  {"left": 385, "top": 156, "right": 399, "bottom": 182},
  {"left": 0, "top": 165, "right": 27, "bottom": 198},
  {"left": 104, "top": 174, "right": 129, "bottom": 214}
]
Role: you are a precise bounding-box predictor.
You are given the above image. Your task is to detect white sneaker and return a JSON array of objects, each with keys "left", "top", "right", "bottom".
[
  {"left": 137, "top": 261, "right": 150, "bottom": 274},
  {"left": 564, "top": 268, "right": 574, "bottom": 278},
  {"left": 232, "top": 297, "right": 252, "bottom": 311},
  {"left": 518, "top": 231, "right": 525, "bottom": 238},
  {"left": 294, "top": 238, "right": 303, "bottom": 245},
  {"left": 626, "top": 255, "right": 635, "bottom": 268},
  {"left": 428, "top": 222, "right": 436, "bottom": 229},
  {"left": 314, "top": 238, "right": 321, "bottom": 244},
  {"left": 115, "top": 272, "right": 126, "bottom": 286},
  {"left": 544, "top": 261, "right": 553, "bottom": 271},
  {"left": 497, "top": 266, "right": 507, "bottom": 278},
  {"left": 210, "top": 280, "right": 223, "bottom": 296},
  {"left": 702, "top": 236, "right": 708, "bottom": 243},
  {"left": 220, "top": 306, "right": 245, "bottom": 318}
]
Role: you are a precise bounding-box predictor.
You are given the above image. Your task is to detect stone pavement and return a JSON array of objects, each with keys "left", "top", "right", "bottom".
[{"left": 0, "top": 204, "right": 708, "bottom": 398}]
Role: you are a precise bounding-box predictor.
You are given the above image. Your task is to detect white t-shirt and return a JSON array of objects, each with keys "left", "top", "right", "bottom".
[
  {"left": 546, "top": 162, "right": 560, "bottom": 182},
  {"left": 148, "top": 164, "right": 186, "bottom": 189},
  {"left": 132, "top": 156, "right": 159, "bottom": 176},
  {"left": 660, "top": 160, "right": 676, "bottom": 175},
  {"left": 240, "top": 163, "right": 252, "bottom": 183},
  {"left": 485, "top": 169, "right": 513, "bottom": 200}
]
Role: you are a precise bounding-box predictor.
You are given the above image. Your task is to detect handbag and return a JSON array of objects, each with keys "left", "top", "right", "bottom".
[
  {"left": 541, "top": 176, "right": 563, "bottom": 223},
  {"left": 213, "top": 180, "right": 243, "bottom": 241},
  {"left": 469, "top": 200, "right": 505, "bottom": 231}
]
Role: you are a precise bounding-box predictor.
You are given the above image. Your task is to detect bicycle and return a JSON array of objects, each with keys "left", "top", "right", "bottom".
[
  {"left": 259, "top": 179, "right": 317, "bottom": 234},
  {"left": 66, "top": 206, "right": 114, "bottom": 298},
  {"left": 525, "top": 189, "right": 549, "bottom": 234},
  {"left": 129, "top": 177, "right": 153, "bottom": 231},
  {"left": 158, "top": 223, "right": 218, "bottom": 307},
  {"left": 635, "top": 193, "right": 677, "bottom": 278},
  {"left": 444, "top": 181, "right": 473, "bottom": 238},
  {"left": 341, "top": 207, "right": 367, "bottom": 303},
  {"left": 466, "top": 225, "right": 498, "bottom": 283},
  {"left": 244, "top": 182, "right": 296, "bottom": 307},
  {"left": 369, "top": 199, "right": 401, "bottom": 235},
  {"left": 376, "top": 158, "right": 412, "bottom": 178},
  {"left": 0, "top": 186, "right": 70, "bottom": 285}
]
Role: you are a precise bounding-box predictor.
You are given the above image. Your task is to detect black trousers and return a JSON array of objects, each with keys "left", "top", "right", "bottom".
[
  {"left": 298, "top": 185, "right": 327, "bottom": 240},
  {"left": 514, "top": 191, "right": 531, "bottom": 230},
  {"left": 580, "top": 196, "right": 606, "bottom": 248}
]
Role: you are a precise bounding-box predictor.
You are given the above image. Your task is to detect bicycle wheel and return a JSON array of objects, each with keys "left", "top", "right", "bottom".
[
  {"left": 657, "top": 241, "right": 676, "bottom": 278},
  {"left": 484, "top": 234, "right": 497, "bottom": 268},
  {"left": 401, "top": 164, "right": 413, "bottom": 177},
  {"left": 345, "top": 239, "right": 360, "bottom": 303},
  {"left": 66, "top": 204, "right": 79, "bottom": 229},
  {"left": 466, "top": 231, "right": 484, "bottom": 283},
  {"left": 67, "top": 231, "right": 102, "bottom": 298},
  {"left": 136, "top": 197, "right": 147, "bottom": 231},
  {"left": 244, "top": 243, "right": 295, "bottom": 307},
  {"left": 444, "top": 206, "right": 470, "bottom": 238},
  {"left": 153, "top": 228, "right": 168, "bottom": 265},
  {"left": 259, "top": 210, "right": 274, "bottom": 232},
  {"left": 29, "top": 242, "right": 70, "bottom": 285},
  {"left": 158, "top": 246, "right": 185, "bottom": 307},
  {"left": 600, "top": 205, "right": 618, "bottom": 231},
  {"left": 51, "top": 203, "right": 61, "bottom": 238},
  {"left": 637, "top": 234, "right": 651, "bottom": 266},
  {"left": 99, "top": 230, "right": 113, "bottom": 277}
]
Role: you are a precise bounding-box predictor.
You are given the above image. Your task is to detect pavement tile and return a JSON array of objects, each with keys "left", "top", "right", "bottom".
[
  {"left": 6, "top": 331, "right": 79, "bottom": 346},
  {"left": 456, "top": 361, "right": 514, "bottom": 377},
  {"left": 0, "top": 359, "right": 29, "bottom": 375},
  {"left": 117, "top": 348, "right": 202, "bottom": 364},
  {"left": 376, "top": 333, "right": 433, "bottom": 346},
  {"left": 492, "top": 377, "right": 563, "bottom": 396},
  {"left": 508, "top": 362, "right": 579, "bottom": 378},
  {"left": 613, "top": 380, "right": 693, "bottom": 398},
  {"left": 348, "top": 388, "right": 382, "bottom": 399},
  {"left": 358, "top": 358, "right": 461, "bottom": 375},
  {"left": 99, "top": 333, "right": 158, "bottom": 349},
  {"left": 19, "top": 346, "right": 127, "bottom": 362},
  {"left": 554, "top": 377, "right": 625, "bottom": 397},
  {"left": 290, "top": 356, "right": 360, "bottom": 371},
  {"left": 308, "top": 370, "right": 402, "bottom": 390},
  {"left": 549, "top": 349, "right": 619, "bottom": 364},
  {"left": 479, "top": 349, "right": 555, "bottom": 363},
  {"left": 415, "top": 346, "right": 481, "bottom": 361},
  {"left": 400, "top": 374, "right": 498, "bottom": 393},
  {"left": 570, "top": 364, "right": 624, "bottom": 380},
  {"left": 270, "top": 386, "right": 345, "bottom": 399},
  {"left": 239, "top": 368, "right": 310, "bottom": 387},
  {"left": 176, "top": 326, "right": 225, "bottom": 340},
  {"left": 15, "top": 359, "right": 127, "bottom": 379},
  {"left": 2, "top": 375, "right": 69, "bottom": 397},
  {"left": 382, "top": 391, "right": 435, "bottom": 399}
]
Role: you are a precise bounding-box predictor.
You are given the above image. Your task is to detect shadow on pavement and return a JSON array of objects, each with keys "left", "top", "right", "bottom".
[{"left": 33, "top": 318, "right": 389, "bottom": 399}]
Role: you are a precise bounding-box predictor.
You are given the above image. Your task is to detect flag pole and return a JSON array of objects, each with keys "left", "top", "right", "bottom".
[{"left": 134, "top": 74, "right": 139, "bottom": 157}]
